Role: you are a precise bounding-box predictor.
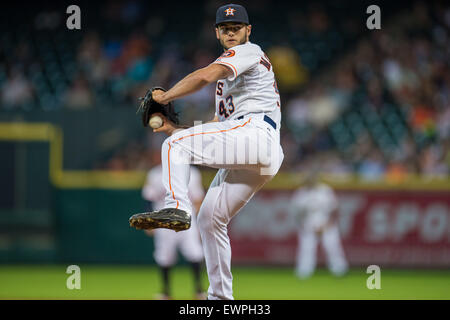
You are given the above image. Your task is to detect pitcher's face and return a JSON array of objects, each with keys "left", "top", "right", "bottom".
[{"left": 215, "top": 22, "right": 251, "bottom": 49}]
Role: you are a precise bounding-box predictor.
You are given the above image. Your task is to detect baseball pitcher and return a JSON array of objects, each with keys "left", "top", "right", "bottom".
[{"left": 130, "top": 4, "right": 284, "bottom": 300}]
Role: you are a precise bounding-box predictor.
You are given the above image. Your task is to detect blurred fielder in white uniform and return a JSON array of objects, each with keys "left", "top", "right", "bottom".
[
  {"left": 142, "top": 163, "right": 206, "bottom": 299},
  {"left": 291, "top": 174, "right": 348, "bottom": 278},
  {"left": 130, "top": 3, "right": 284, "bottom": 300}
]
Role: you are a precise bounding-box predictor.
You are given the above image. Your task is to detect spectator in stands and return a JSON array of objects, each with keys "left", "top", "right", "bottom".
[
  {"left": 365, "top": 77, "right": 386, "bottom": 111},
  {"left": 418, "top": 145, "right": 449, "bottom": 177},
  {"left": 357, "top": 149, "right": 386, "bottom": 180},
  {"left": 385, "top": 157, "right": 410, "bottom": 184},
  {"left": 330, "top": 62, "right": 357, "bottom": 111},
  {"left": 320, "top": 151, "right": 352, "bottom": 175},
  {"left": 409, "top": 97, "right": 437, "bottom": 143},
  {"left": 123, "top": 31, "right": 153, "bottom": 83},
  {"left": 307, "top": 4, "right": 330, "bottom": 34},
  {"left": 285, "top": 93, "right": 312, "bottom": 144},
  {"left": 436, "top": 106, "right": 450, "bottom": 140},
  {"left": 78, "top": 32, "right": 110, "bottom": 85},
  {"left": 63, "top": 73, "right": 95, "bottom": 110},
  {"left": 111, "top": 31, "right": 154, "bottom": 103},
  {"left": 307, "top": 84, "right": 341, "bottom": 129},
  {"left": 0, "top": 67, "right": 34, "bottom": 109}
]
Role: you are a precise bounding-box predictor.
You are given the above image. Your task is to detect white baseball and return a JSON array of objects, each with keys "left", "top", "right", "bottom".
[{"left": 149, "top": 115, "right": 163, "bottom": 129}]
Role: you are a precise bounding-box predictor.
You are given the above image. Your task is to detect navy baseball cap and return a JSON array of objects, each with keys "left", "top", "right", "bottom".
[{"left": 215, "top": 4, "right": 250, "bottom": 27}]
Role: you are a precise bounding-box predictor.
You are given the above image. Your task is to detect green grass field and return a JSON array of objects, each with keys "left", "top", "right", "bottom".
[{"left": 0, "top": 265, "right": 449, "bottom": 300}]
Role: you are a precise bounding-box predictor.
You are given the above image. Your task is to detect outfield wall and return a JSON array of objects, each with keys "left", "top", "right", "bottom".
[
  {"left": 3, "top": 174, "right": 449, "bottom": 267},
  {"left": 229, "top": 189, "right": 450, "bottom": 267},
  {"left": 51, "top": 185, "right": 450, "bottom": 267}
]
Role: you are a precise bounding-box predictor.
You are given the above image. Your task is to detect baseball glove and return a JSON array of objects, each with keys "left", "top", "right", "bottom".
[{"left": 137, "top": 87, "right": 179, "bottom": 127}]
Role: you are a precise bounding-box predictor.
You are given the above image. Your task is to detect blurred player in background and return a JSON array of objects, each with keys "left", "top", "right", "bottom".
[
  {"left": 142, "top": 154, "right": 206, "bottom": 300},
  {"left": 291, "top": 172, "right": 348, "bottom": 279}
]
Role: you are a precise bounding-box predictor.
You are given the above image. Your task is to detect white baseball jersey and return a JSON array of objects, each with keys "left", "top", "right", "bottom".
[
  {"left": 291, "top": 183, "right": 338, "bottom": 230},
  {"left": 143, "top": 165, "right": 205, "bottom": 267},
  {"left": 212, "top": 41, "right": 281, "bottom": 128}
]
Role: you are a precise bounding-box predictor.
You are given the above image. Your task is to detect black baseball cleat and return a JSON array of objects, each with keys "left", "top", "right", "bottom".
[{"left": 129, "top": 208, "right": 191, "bottom": 232}]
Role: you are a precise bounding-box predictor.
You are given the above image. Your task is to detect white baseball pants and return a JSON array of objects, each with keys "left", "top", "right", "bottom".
[
  {"left": 296, "top": 225, "right": 348, "bottom": 278},
  {"left": 161, "top": 116, "right": 284, "bottom": 300},
  {"left": 153, "top": 214, "right": 204, "bottom": 267}
]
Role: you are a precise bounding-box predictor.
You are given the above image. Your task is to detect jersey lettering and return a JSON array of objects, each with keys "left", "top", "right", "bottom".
[
  {"left": 218, "top": 95, "right": 235, "bottom": 118},
  {"left": 217, "top": 81, "right": 224, "bottom": 96},
  {"left": 219, "top": 100, "right": 227, "bottom": 117},
  {"left": 226, "top": 95, "right": 235, "bottom": 115}
]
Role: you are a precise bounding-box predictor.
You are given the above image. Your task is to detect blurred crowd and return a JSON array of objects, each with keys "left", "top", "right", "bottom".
[
  {"left": 0, "top": 0, "right": 449, "bottom": 179},
  {"left": 282, "top": 1, "right": 450, "bottom": 180}
]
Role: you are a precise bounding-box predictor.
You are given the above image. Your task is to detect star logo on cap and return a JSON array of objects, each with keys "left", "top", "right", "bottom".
[{"left": 225, "top": 7, "right": 236, "bottom": 16}]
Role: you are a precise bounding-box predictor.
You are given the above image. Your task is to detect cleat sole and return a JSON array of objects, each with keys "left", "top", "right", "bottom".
[{"left": 129, "top": 214, "right": 190, "bottom": 232}]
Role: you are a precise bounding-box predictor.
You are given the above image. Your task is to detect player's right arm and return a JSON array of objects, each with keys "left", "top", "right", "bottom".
[
  {"left": 152, "top": 64, "right": 233, "bottom": 105},
  {"left": 151, "top": 65, "right": 227, "bottom": 135}
]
